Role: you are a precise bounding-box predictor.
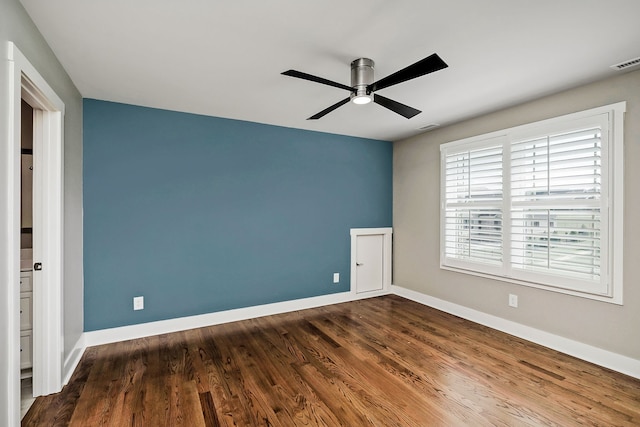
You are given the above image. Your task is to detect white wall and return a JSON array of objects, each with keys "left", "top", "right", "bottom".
[
  {"left": 1, "top": 0, "right": 83, "bottom": 424},
  {"left": 393, "top": 68, "right": 640, "bottom": 360}
]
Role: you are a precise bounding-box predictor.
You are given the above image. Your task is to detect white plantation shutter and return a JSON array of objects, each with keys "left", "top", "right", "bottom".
[
  {"left": 440, "top": 104, "right": 624, "bottom": 302},
  {"left": 442, "top": 141, "right": 504, "bottom": 273},
  {"left": 510, "top": 126, "right": 604, "bottom": 290}
]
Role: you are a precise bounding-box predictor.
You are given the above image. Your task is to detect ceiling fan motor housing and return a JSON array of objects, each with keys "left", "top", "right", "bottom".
[{"left": 351, "top": 58, "right": 374, "bottom": 101}]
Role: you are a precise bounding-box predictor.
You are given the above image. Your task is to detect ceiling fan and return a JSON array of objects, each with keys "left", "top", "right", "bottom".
[{"left": 282, "top": 53, "right": 448, "bottom": 120}]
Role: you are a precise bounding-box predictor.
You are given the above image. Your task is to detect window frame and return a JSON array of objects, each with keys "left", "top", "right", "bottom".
[{"left": 440, "top": 102, "right": 625, "bottom": 304}]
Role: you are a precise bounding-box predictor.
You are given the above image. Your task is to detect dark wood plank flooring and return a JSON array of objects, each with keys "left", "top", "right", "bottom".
[{"left": 22, "top": 295, "right": 640, "bottom": 426}]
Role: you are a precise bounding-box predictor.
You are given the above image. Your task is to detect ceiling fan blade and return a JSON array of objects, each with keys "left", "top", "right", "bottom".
[
  {"left": 282, "top": 70, "right": 354, "bottom": 92},
  {"left": 368, "top": 53, "right": 448, "bottom": 93},
  {"left": 308, "top": 97, "right": 351, "bottom": 120},
  {"left": 373, "top": 94, "right": 421, "bottom": 119}
]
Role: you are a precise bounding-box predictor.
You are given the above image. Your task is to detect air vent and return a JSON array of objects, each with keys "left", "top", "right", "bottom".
[
  {"left": 610, "top": 56, "right": 640, "bottom": 71},
  {"left": 418, "top": 123, "right": 440, "bottom": 131}
]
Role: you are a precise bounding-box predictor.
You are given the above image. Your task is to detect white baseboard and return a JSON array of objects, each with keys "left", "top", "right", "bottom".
[
  {"left": 63, "top": 285, "right": 638, "bottom": 386},
  {"left": 82, "top": 289, "right": 390, "bottom": 348},
  {"left": 62, "top": 334, "right": 86, "bottom": 386},
  {"left": 391, "top": 285, "right": 640, "bottom": 379},
  {"left": 64, "top": 291, "right": 377, "bottom": 385}
]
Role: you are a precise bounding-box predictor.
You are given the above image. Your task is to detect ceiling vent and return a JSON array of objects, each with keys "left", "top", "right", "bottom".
[
  {"left": 610, "top": 56, "right": 640, "bottom": 71},
  {"left": 418, "top": 123, "right": 440, "bottom": 131}
]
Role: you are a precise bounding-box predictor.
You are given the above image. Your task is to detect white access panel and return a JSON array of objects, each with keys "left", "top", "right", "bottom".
[{"left": 350, "top": 227, "right": 392, "bottom": 295}]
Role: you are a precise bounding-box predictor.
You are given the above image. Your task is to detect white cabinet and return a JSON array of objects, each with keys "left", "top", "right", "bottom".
[
  {"left": 20, "top": 271, "right": 32, "bottom": 292},
  {"left": 20, "top": 333, "right": 33, "bottom": 370},
  {"left": 20, "top": 271, "right": 33, "bottom": 375},
  {"left": 20, "top": 294, "right": 32, "bottom": 331}
]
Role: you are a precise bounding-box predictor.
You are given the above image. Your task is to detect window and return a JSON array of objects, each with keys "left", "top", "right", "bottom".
[{"left": 440, "top": 103, "right": 625, "bottom": 303}]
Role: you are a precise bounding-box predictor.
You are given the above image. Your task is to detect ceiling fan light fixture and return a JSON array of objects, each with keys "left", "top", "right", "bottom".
[{"left": 352, "top": 93, "right": 372, "bottom": 104}]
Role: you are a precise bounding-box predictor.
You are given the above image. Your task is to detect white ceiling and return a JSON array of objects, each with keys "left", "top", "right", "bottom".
[{"left": 19, "top": 0, "right": 640, "bottom": 141}]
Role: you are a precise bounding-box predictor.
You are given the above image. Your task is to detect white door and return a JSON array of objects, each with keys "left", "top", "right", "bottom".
[{"left": 355, "top": 234, "right": 384, "bottom": 293}]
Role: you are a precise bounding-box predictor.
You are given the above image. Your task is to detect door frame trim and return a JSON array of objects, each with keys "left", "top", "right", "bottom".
[
  {"left": 350, "top": 228, "right": 392, "bottom": 295},
  {"left": 5, "top": 42, "right": 65, "bottom": 423}
]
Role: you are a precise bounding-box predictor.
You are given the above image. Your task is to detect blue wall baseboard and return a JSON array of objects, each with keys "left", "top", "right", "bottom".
[{"left": 83, "top": 99, "right": 392, "bottom": 331}]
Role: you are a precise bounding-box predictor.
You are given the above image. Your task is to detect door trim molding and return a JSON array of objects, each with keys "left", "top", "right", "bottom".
[
  {"left": 6, "top": 43, "right": 65, "bottom": 421},
  {"left": 350, "top": 227, "right": 393, "bottom": 295}
]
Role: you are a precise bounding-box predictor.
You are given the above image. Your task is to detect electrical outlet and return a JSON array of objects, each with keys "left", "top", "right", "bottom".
[
  {"left": 133, "top": 296, "right": 144, "bottom": 311},
  {"left": 333, "top": 273, "right": 340, "bottom": 284},
  {"left": 508, "top": 294, "right": 518, "bottom": 308}
]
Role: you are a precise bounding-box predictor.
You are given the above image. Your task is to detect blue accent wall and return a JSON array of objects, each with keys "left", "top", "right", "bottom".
[{"left": 83, "top": 99, "right": 392, "bottom": 331}]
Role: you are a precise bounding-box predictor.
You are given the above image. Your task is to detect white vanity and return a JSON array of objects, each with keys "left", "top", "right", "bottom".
[{"left": 20, "top": 249, "right": 33, "bottom": 379}]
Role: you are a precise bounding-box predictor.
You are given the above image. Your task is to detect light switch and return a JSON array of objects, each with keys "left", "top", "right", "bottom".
[{"left": 333, "top": 273, "right": 340, "bottom": 283}]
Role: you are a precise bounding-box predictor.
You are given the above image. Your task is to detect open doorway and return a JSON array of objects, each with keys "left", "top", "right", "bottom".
[
  {"left": 19, "top": 99, "right": 35, "bottom": 417},
  {"left": 6, "top": 42, "right": 65, "bottom": 424}
]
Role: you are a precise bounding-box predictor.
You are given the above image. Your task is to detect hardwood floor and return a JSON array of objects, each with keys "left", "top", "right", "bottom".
[{"left": 22, "top": 295, "right": 640, "bottom": 426}]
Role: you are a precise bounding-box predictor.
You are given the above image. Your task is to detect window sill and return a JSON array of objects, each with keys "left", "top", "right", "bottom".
[{"left": 440, "top": 264, "right": 622, "bottom": 305}]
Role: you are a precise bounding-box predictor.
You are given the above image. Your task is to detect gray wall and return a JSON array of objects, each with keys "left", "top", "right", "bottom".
[
  {"left": 394, "top": 69, "right": 640, "bottom": 360},
  {"left": 0, "top": 0, "right": 83, "bottom": 422}
]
